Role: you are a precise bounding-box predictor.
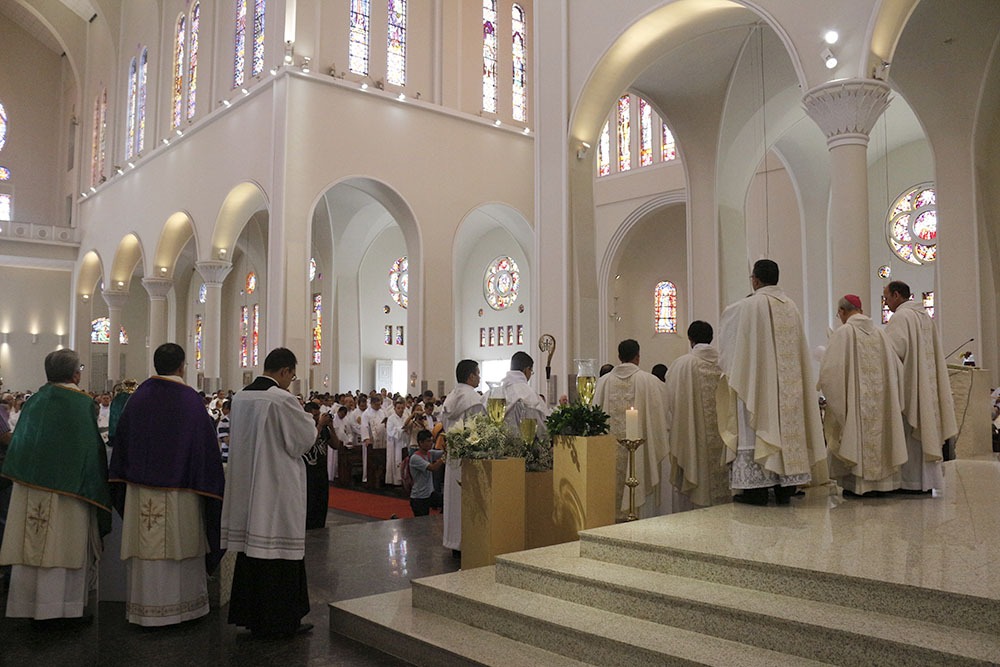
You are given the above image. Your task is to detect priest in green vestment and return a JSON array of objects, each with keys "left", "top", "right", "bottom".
[{"left": 0, "top": 349, "right": 111, "bottom": 620}]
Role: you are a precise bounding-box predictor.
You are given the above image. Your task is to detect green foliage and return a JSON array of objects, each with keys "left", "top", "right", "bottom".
[
  {"left": 544, "top": 401, "right": 611, "bottom": 437},
  {"left": 444, "top": 414, "right": 524, "bottom": 461}
]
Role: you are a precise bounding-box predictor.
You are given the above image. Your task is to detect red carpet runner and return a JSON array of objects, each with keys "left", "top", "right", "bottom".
[{"left": 328, "top": 486, "right": 414, "bottom": 520}]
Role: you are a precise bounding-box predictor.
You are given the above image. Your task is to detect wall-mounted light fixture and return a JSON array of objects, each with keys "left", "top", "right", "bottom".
[
  {"left": 576, "top": 142, "right": 591, "bottom": 160},
  {"left": 218, "top": 248, "right": 228, "bottom": 259},
  {"left": 821, "top": 47, "right": 838, "bottom": 69},
  {"left": 301, "top": 56, "right": 311, "bottom": 73},
  {"left": 284, "top": 40, "right": 294, "bottom": 65}
]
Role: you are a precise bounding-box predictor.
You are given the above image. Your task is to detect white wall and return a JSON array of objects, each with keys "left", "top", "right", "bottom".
[{"left": 359, "top": 225, "right": 407, "bottom": 393}]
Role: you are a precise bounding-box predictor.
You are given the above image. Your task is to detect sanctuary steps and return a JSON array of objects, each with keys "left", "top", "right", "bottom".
[{"left": 330, "top": 459, "right": 1000, "bottom": 666}]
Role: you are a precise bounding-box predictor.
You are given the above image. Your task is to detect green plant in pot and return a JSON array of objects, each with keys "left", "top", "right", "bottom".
[{"left": 545, "top": 401, "right": 611, "bottom": 438}]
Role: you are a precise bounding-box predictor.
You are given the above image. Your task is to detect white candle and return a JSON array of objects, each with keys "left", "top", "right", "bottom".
[{"left": 625, "top": 407, "right": 639, "bottom": 440}]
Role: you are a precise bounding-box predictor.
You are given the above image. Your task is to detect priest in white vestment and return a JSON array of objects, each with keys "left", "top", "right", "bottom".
[
  {"left": 818, "top": 296, "right": 908, "bottom": 495},
  {"left": 593, "top": 340, "right": 671, "bottom": 518},
  {"left": 109, "top": 343, "right": 225, "bottom": 626},
  {"left": 385, "top": 399, "right": 409, "bottom": 486},
  {"left": 486, "top": 352, "right": 551, "bottom": 441},
  {"left": 717, "top": 260, "right": 826, "bottom": 505},
  {"left": 222, "top": 348, "right": 320, "bottom": 638},
  {"left": 439, "top": 360, "right": 486, "bottom": 555},
  {"left": 0, "top": 349, "right": 112, "bottom": 621},
  {"left": 664, "top": 322, "right": 730, "bottom": 508},
  {"left": 882, "top": 281, "right": 958, "bottom": 492}
]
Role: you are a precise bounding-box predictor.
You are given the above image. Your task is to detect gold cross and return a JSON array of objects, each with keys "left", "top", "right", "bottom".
[
  {"left": 26, "top": 502, "right": 49, "bottom": 535},
  {"left": 140, "top": 497, "right": 164, "bottom": 531}
]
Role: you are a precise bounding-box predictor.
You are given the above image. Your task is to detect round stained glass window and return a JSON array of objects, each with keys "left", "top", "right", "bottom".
[
  {"left": 877, "top": 265, "right": 891, "bottom": 279},
  {"left": 198, "top": 283, "right": 207, "bottom": 304},
  {"left": 886, "top": 183, "right": 936, "bottom": 266},
  {"left": 484, "top": 256, "right": 520, "bottom": 311},
  {"left": 246, "top": 271, "right": 257, "bottom": 294},
  {"left": 309, "top": 258, "right": 317, "bottom": 282},
  {"left": 389, "top": 257, "right": 408, "bottom": 309},
  {"left": 0, "top": 167, "right": 10, "bottom": 181}
]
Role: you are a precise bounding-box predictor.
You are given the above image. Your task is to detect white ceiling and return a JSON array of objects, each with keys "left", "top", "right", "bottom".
[{"left": 0, "top": 0, "right": 64, "bottom": 53}]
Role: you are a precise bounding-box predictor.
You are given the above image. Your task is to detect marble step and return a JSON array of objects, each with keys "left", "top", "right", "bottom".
[
  {"left": 409, "top": 566, "right": 832, "bottom": 667},
  {"left": 577, "top": 524, "right": 998, "bottom": 636},
  {"left": 330, "top": 588, "right": 589, "bottom": 667},
  {"left": 494, "top": 543, "right": 1000, "bottom": 667}
]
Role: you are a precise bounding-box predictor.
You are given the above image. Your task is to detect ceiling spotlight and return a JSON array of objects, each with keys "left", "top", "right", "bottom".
[
  {"left": 127, "top": 161, "right": 135, "bottom": 168},
  {"left": 822, "top": 48, "right": 838, "bottom": 69},
  {"left": 241, "top": 88, "right": 249, "bottom": 96},
  {"left": 361, "top": 82, "right": 369, "bottom": 90},
  {"left": 301, "top": 57, "right": 311, "bottom": 73},
  {"left": 175, "top": 129, "right": 183, "bottom": 137},
  {"left": 115, "top": 166, "right": 123, "bottom": 175},
  {"left": 522, "top": 127, "right": 530, "bottom": 135},
  {"left": 222, "top": 99, "right": 232, "bottom": 107},
  {"left": 116, "top": 281, "right": 124, "bottom": 288},
  {"left": 90, "top": 186, "right": 97, "bottom": 193},
  {"left": 81, "top": 191, "right": 88, "bottom": 198},
  {"left": 162, "top": 137, "right": 170, "bottom": 145},
  {"left": 494, "top": 119, "right": 502, "bottom": 126},
  {"left": 397, "top": 92, "right": 406, "bottom": 101},
  {"left": 284, "top": 40, "right": 294, "bottom": 65},
  {"left": 824, "top": 30, "right": 839, "bottom": 45},
  {"left": 159, "top": 266, "right": 168, "bottom": 275},
  {"left": 269, "top": 67, "right": 277, "bottom": 75}
]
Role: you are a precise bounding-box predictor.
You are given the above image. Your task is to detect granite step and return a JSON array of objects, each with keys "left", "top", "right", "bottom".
[
  {"left": 577, "top": 524, "right": 998, "bottom": 636},
  {"left": 409, "top": 566, "right": 832, "bottom": 667},
  {"left": 494, "top": 543, "right": 1000, "bottom": 667},
  {"left": 330, "top": 588, "right": 589, "bottom": 667}
]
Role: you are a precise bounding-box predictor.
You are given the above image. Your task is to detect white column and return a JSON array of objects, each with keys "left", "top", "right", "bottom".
[
  {"left": 102, "top": 289, "right": 129, "bottom": 389},
  {"left": 803, "top": 79, "right": 891, "bottom": 315},
  {"left": 142, "top": 277, "right": 173, "bottom": 375},
  {"left": 196, "top": 261, "right": 233, "bottom": 393}
]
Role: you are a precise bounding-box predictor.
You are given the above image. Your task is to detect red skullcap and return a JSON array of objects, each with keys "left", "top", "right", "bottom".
[{"left": 843, "top": 294, "right": 862, "bottom": 310}]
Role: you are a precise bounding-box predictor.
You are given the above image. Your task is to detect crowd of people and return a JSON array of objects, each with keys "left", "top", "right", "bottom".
[{"left": 0, "top": 258, "right": 992, "bottom": 639}]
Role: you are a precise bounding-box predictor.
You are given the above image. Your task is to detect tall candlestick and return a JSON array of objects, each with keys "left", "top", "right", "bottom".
[{"left": 625, "top": 407, "right": 639, "bottom": 440}]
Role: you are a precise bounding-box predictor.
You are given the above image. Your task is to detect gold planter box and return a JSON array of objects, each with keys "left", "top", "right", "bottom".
[
  {"left": 525, "top": 469, "right": 558, "bottom": 549},
  {"left": 461, "top": 457, "right": 526, "bottom": 569},
  {"left": 552, "top": 435, "right": 617, "bottom": 543}
]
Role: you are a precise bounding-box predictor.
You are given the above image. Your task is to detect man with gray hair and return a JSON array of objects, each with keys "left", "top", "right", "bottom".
[
  {"left": 0, "top": 349, "right": 111, "bottom": 620},
  {"left": 818, "top": 295, "right": 908, "bottom": 495}
]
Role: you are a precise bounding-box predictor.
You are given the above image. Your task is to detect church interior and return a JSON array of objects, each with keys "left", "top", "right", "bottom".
[{"left": 0, "top": 0, "right": 999, "bottom": 664}]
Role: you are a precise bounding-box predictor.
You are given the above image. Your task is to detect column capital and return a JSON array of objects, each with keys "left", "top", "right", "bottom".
[
  {"left": 802, "top": 78, "right": 891, "bottom": 149},
  {"left": 195, "top": 260, "right": 233, "bottom": 286},
  {"left": 141, "top": 277, "right": 174, "bottom": 300},
  {"left": 102, "top": 289, "right": 129, "bottom": 309}
]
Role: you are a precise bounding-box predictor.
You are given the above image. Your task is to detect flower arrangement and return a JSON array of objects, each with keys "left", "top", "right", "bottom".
[
  {"left": 544, "top": 401, "right": 611, "bottom": 437},
  {"left": 445, "top": 414, "right": 524, "bottom": 461}
]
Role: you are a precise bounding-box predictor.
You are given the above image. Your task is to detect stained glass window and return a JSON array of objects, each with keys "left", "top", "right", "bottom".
[
  {"left": 187, "top": 3, "right": 200, "bottom": 120},
  {"left": 349, "top": 0, "right": 371, "bottom": 76},
  {"left": 0, "top": 194, "right": 10, "bottom": 222},
  {"left": 639, "top": 98, "right": 653, "bottom": 167},
  {"left": 507, "top": 325, "right": 514, "bottom": 346},
  {"left": 662, "top": 123, "right": 676, "bottom": 162},
  {"left": 252, "top": 304, "right": 259, "bottom": 366},
  {"left": 923, "top": 291, "right": 935, "bottom": 319},
  {"left": 395, "top": 325, "right": 404, "bottom": 346},
  {"left": 489, "top": 327, "right": 496, "bottom": 346},
  {"left": 312, "top": 293, "right": 322, "bottom": 364},
  {"left": 386, "top": 325, "right": 393, "bottom": 345},
  {"left": 389, "top": 257, "right": 408, "bottom": 308},
  {"left": 482, "top": 0, "right": 498, "bottom": 113},
  {"left": 0, "top": 101, "right": 6, "bottom": 151},
  {"left": 198, "top": 283, "right": 207, "bottom": 304},
  {"left": 881, "top": 295, "right": 892, "bottom": 324},
  {"left": 0, "top": 167, "right": 9, "bottom": 180},
  {"left": 387, "top": 0, "right": 407, "bottom": 86},
  {"left": 484, "top": 256, "right": 519, "bottom": 310},
  {"left": 194, "top": 315, "right": 203, "bottom": 370},
  {"left": 172, "top": 15, "right": 186, "bottom": 129},
  {"left": 479, "top": 327, "right": 486, "bottom": 347},
  {"left": 245, "top": 271, "right": 257, "bottom": 294},
  {"left": 92, "top": 94, "right": 101, "bottom": 185},
  {"left": 98, "top": 90, "right": 107, "bottom": 179},
  {"left": 617, "top": 95, "right": 631, "bottom": 172},
  {"left": 653, "top": 281, "right": 677, "bottom": 334},
  {"left": 240, "top": 305, "right": 249, "bottom": 367},
  {"left": 886, "top": 183, "right": 936, "bottom": 265},
  {"left": 137, "top": 49, "right": 148, "bottom": 154},
  {"left": 597, "top": 121, "right": 610, "bottom": 176},
  {"left": 252, "top": 0, "right": 266, "bottom": 77},
  {"left": 516, "top": 324, "right": 523, "bottom": 345},
  {"left": 234, "top": 0, "right": 247, "bottom": 87},
  {"left": 309, "top": 257, "right": 317, "bottom": 281},
  {"left": 90, "top": 317, "right": 129, "bottom": 344},
  {"left": 126, "top": 58, "right": 137, "bottom": 159},
  {"left": 512, "top": 4, "right": 526, "bottom": 122}
]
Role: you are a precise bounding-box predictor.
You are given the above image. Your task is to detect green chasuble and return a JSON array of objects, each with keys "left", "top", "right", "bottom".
[{"left": 1, "top": 383, "right": 112, "bottom": 535}]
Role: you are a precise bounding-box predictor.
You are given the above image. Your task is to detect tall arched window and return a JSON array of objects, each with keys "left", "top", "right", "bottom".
[
  {"left": 172, "top": 14, "right": 186, "bottom": 129},
  {"left": 0, "top": 100, "right": 6, "bottom": 151},
  {"left": 616, "top": 95, "right": 631, "bottom": 172},
  {"left": 91, "top": 89, "right": 107, "bottom": 186},
  {"left": 91, "top": 318, "right": 129, "bottom": 344},
  {"left": 137, "top": 48, "right": 148, "bottom": 153},
  {"left": 234, "top": 0, "right": 247, "bottom": 87},
  {"left": 349, "top": 0, "right": 371, "bottom": 76},
  {"left": 187, "top": 3, "right": 200, "bottom": 120},
  {"left": 653, "top": 281, "right": 678, "bottom": 334},
  {"left": 598, "top": 121, "right": 610, "bottom": 176},
  {"left": 639, "top": 98, "right": 653, "bottom": 167},
  {"left": 386, "top": 0, "right": 407, "bottom": 86},
  {"left": 662, "top": 123, "right": 676, "bottom": 162},
  {"left": 482, "top": 0, "right": 498, "bottom": 113},
  {"left": 252, "top": 0, "right": 266, "bottom": 78},
  {"left": 311, "top": 293, "right": 322, "bottom": 364},
  {"left": 125, "top": 58, "right": 137, "bottom": 159},
  {"left": 512, "top": 4, "right": 527, "bottom": 122},
  {"left": 240, "top": 305, "right": 249, "bottom": 367}
]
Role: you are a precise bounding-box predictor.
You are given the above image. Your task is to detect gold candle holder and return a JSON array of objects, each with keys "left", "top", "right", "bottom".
[{"left": 617, "top": 438, "right": 645, "bottom": 521}]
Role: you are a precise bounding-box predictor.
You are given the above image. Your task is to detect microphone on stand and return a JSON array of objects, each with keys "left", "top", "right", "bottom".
[{"left": 945, "top": 337, "right": 974, "bottom": 359}]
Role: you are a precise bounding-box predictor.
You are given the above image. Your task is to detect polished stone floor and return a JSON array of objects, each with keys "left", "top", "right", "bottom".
[{"left": 0, "top": 508, "right": 460, "bottom": 667}]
